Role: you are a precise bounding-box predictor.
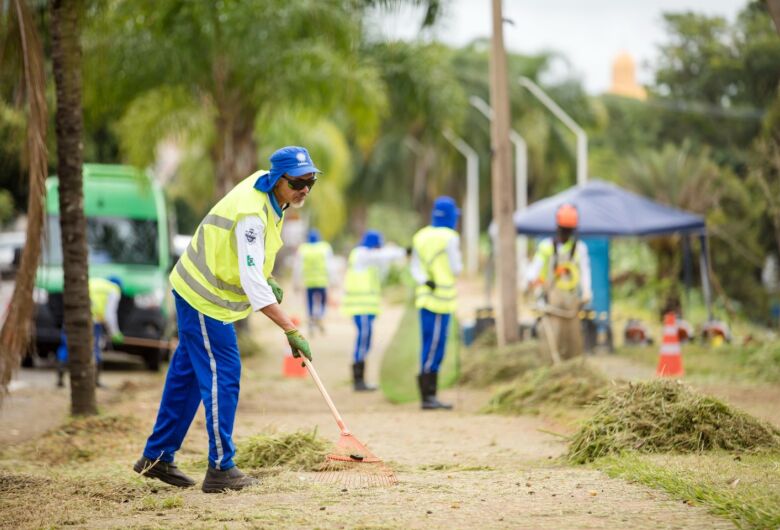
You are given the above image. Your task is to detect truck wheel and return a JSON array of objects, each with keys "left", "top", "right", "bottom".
[{"left": 144, "top": 349, "right": 161, "bottom": 371}]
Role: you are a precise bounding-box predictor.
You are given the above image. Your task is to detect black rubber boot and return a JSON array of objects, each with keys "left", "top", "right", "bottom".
[
  {"left": 95, "top": 361, "right": 103, "bottom": 388},
  {"left": 133, "top": 456, "right": 196, "bottom": 488},
  {"left": 419, "top": 372, "right": 452, "bottom": 410},
  {"left": 56, "top": 362, "right": 65, "bottom": 388},
  {"left": 352, "top": 362, "right": 377, "bottom": 392},
  {"left": 202, "top": 466, "right": 259, "bottom": 493}
]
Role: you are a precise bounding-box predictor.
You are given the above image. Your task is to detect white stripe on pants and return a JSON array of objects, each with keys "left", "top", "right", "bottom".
[{"left": 199, "top": 313, "right": 224, "bottom": 470}]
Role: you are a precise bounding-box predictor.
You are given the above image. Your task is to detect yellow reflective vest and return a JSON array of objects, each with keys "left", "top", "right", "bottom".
[
  {"left": 535, "top": 238, "right": 581, "bottom": 292},
  {"left": 170, "top": 171, "right": 284, "bottom": 322},
  {"left": 89, "top": 278, "right": 120, "bottom": 323},
  {"left": 299, "top": 241, "right": 331, "bottom": 288},
  {"left": 341, "top": 248, "right": 381, "bottom": 316},
  {"left": 413, "top": 226, "right": 458, "bottom": 314}
]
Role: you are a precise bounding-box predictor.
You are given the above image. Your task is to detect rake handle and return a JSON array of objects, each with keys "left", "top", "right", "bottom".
[{"left": 302, "top": 357, "right": 351, "bottom": 435}]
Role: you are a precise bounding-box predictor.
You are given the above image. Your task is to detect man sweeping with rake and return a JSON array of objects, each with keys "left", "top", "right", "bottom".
[{"left": 133, "top": 146, "right": 319, "bottom": 493}]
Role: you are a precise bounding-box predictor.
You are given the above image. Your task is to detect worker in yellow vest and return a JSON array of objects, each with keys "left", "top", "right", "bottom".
[
  {"left": 525, "top": 203, "right": 592, "bottom": 360},
  {"left": 134, "top": 146, "right": 320, "bottom": 493},
  {"left": 411, "top": 196, "right": 463, "bottom": 410},
  {"left": 295, "top": 228, "right": 332, "bottom": 336},
  {"left": 56, "top": 276, "right": 124, "bottom": 388},
  {"left": 342, "top": 230, "right": 405, "bottom": 391}
]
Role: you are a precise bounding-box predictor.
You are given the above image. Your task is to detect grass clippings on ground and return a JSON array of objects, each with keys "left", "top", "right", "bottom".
[
  {"left": 596, "top": 452, "right": 780, "bottom": 529},
  {"left": 568, "top": 379, "right": 780, "bottom": 464},
  {"left": 460, "top": 338, "right": 542, "bottom": 388},
  {"left": 483, "top": 359, "right": 610, "bottom": 415},
  {"left": 11, "top": 414, "right": 141, "bottom": 465},
  {"left": 234, "top": 429, "right": 331, "bottom": 471}
]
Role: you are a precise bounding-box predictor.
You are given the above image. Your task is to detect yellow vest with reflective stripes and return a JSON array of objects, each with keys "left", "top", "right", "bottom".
[
  {"left": 89, "top": 278, "right": 120, "bottom": 323},
  {"left": 341, "top": 248, "right": 381, "bottom": 316},
  {"left": 413, "top": 226, "right": 458, "bottom": 314},
  {"left": 299, "top": 241, "right": 330, "bottom": 288},
  {"left": 170, "top": 171, "right": 284, "bottom": 322},
  {"left": 536, "top": 238, "right": 581, "bottom": 292}
]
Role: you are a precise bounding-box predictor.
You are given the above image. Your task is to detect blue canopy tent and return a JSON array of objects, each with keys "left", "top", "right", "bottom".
[{"left": 513, "top": 180, "right": 712, "bottom": 345}]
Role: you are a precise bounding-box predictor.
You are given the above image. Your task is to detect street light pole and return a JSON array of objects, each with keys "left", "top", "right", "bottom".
[
  {"left": 468, "top": 95, "right": 528, "bottom": 281},
  {"left": 442, "top": 129, "right": 479, "bottom": 275},
  {"left": 518, "top": 76, "right": 588, "bottom": 186},
  {"left": 468, "top": 96, "right": 527, "bottom": 212}
]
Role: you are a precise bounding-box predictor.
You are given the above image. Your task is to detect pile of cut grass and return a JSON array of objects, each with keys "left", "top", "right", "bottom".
[
  {"left": 16, "top": 414, "right": 141, "bottom": 465},
  {"left": 460, "top": 339, "right": 542, "bottom": 387},
  {"left": 568, "top": 379, "right": 780, "bottom": 464},
  {"left": 483, "top": 359, "right": 609, "bottom": 415},
  {"left": 234, "top": 429, "right": 330, "bottom": 471}
]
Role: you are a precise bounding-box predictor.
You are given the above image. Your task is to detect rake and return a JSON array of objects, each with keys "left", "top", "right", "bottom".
[{"left": 301, "top": 357, "right": 397, "bottom": 487}]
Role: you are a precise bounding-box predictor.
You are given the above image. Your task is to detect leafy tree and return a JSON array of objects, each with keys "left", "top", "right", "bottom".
[
  {"left": 84, "top": 0, "right": 388, "bottom": 199},
  {"left": 0, "top": 0, "right": 48, "bottom": 396}
]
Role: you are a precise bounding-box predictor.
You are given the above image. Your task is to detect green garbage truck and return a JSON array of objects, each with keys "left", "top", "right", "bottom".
[{"left": 33, "top": 164, "right": 175, "bottom": 370}]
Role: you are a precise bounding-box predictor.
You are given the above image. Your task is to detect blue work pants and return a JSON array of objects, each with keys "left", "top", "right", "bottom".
[
  {"left": 306, "top": 287, "right": 327, "bottom": 320},
  {"left": 419, "top": 308, "right": 451, "bottom": 374},
  {"left": 352, "top": 314, "right": 376, "bottom": 363},
  {"left": 56, "top": 323, "right": 104, "bottom": 364},
  {"left": 143, "top": 291, "right": 241, "bottom": 470}
]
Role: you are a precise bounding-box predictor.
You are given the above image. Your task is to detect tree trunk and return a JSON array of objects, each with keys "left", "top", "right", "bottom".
[
  {"left": 0, "top": 0, "right": 48, "bottom": 397},
  {"left": 213, "top": 104, "right": 258, "bottom": 198},
  {"left": 52, "top": 0, "right": 96, "bottom": 415},
  {"left": 489, "top": 0, "right": 519, "bottom": 345}
]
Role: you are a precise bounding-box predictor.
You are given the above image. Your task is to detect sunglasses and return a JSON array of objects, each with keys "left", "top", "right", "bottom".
[{"left": 282, "top": 175, "right": 317, "bottom": 191}]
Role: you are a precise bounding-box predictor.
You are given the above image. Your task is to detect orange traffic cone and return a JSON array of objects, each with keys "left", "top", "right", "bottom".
[{"left": 656, "top": 312, "right": 684, "bottom": 377}]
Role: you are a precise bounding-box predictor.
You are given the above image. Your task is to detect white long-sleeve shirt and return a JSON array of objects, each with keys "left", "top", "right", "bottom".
[
  {"left": 103, "top": 290, "right": 121, "bottom": 336},
  {"left": 349, "top": 245, "right": 407, "bottom": 279},
  {"left": 410, "top": 233, "right": 463, "bottom": 284},
  {"left": 235, "top": 214, "right": 278, "bottom": 311}
]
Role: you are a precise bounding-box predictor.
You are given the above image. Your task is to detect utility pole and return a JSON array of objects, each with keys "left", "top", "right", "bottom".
[{"left": 489, "top": 0, "right": 518, "bottom": 345}]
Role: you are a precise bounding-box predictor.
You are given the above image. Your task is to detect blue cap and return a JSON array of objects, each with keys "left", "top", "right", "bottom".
[
  {"left": 360, "top": 230, "right": 383, "bottom": 249},
  {"left": 307, "top": 228, "right": 321, "bottom": 243},
  {"left": 254, "top": 146, "right": 321, "bottom": 192},
  {"left": 107, "top": 275, "right": 123, "bottom": 290},
  {"left": 431, "top": 196, "right": 460, "bottom": 229}
]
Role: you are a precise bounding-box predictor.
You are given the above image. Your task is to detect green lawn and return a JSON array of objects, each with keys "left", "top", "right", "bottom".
[
  {"left": 379, "top": 303, "right": 459, "bottom": 403},
  {"left": 594, "top": 452, "right": 780, "bottom": 529}
]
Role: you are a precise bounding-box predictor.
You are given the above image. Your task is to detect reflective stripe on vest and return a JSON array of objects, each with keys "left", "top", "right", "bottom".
[
  {"left": 341, "top": 248, "right": 381, "bottom": 316},
  {"left": 89, "top": 278, "right": 120, "bottom": 322},
  {"left": 170, "top": 171, "right": 284, "bottom": 322},
  {"left": 413, "top": 226, "right": 458, "bottom": 314},
  {"left": 299, "top": 241, "right": 330, "bottom": 288}
]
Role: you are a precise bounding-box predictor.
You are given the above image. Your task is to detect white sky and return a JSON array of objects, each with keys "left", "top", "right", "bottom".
[{"left": 373, "top": 0, "right": 746, "bottom": 93}]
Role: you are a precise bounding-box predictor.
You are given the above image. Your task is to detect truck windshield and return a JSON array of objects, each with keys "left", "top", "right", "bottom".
[{"left": 44, "top": 216, "right": 159, "bottom": 266}]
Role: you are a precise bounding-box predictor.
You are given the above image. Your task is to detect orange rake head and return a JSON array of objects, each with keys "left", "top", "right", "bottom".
[{"left": 312, "top": 432, "right": 397, "bottom": 488}]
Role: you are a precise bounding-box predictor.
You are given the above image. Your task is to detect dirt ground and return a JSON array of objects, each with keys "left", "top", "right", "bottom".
[{"left": 1, "top": 285, "right": 743, "bottom": 530}]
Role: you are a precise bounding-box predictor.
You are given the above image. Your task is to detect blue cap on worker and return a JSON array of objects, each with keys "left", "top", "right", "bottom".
[
  {"left": 431, "top": 196, "right": 460, "bottom": 229},
  {"left": 360, "top": 230, "right": 383, "bottom": 249},
  {"left": 255, "top": 146, "right": 321, "bottom": 192},
  {"left": 308, "top": 228, "right": 321, "bottom": 243},
  {"left": 107, "top": 275, "right": 124, "bottom": 291}
]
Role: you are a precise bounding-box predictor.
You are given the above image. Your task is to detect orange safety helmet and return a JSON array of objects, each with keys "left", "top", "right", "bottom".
[{"left": 555, "top": 203, "right": 579, "bottom": 228}]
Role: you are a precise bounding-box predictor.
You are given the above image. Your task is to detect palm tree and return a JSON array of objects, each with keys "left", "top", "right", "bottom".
[
  {"left": 52, "top": 0, "right": 96, "bottom": 415},
  {"left": 0, "top": 0, "right": 48, "bottom": 397}
]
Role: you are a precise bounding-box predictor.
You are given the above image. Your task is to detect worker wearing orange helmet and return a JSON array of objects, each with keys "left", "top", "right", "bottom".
[{"left": 525, "top": 203, "right": 592, "bottom": 359}]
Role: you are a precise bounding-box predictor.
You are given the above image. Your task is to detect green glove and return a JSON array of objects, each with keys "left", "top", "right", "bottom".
[
  {"left": 285, "top": 329, "right": 312, "bottom": 361},
  {"left": 267, "top": 277, "right": 284, "bottom": 304},
  {"left": 111, "top": 332, "right": 124, "bottom": 345}
]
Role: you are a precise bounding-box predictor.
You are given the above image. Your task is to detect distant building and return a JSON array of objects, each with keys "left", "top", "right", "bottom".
[{"left": 609, "top": 52, "right": 647, "bottom": 100}]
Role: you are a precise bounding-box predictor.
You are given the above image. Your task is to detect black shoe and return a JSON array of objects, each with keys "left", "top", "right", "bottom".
[
  {"left": 133, "top": 456, "right": 196, "bottom": 488},
  {"left": 202, "top": 466, "right": 259, "bottom": 493},
  {"left": 418, "top": 373, "right": 452, "bottom": 410},
  {"left": 352, "top": 362, "right": 377, "bottom": 392}
]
